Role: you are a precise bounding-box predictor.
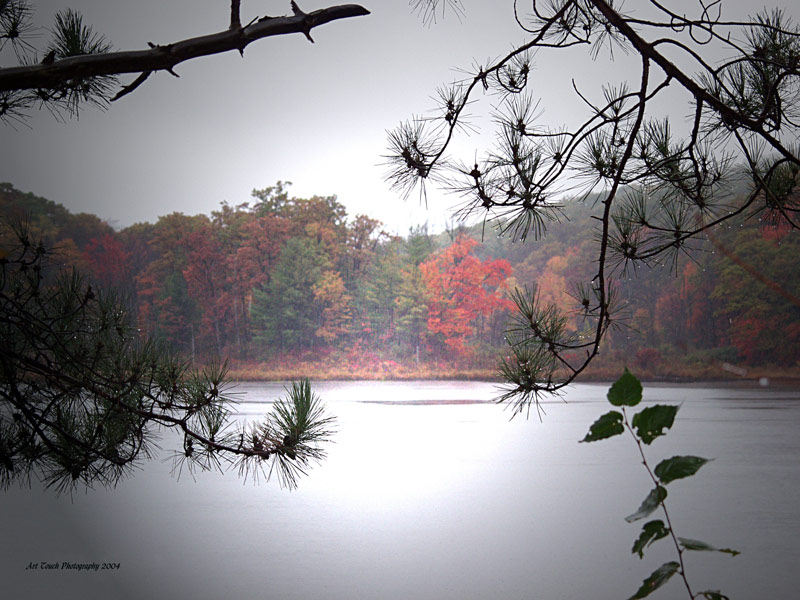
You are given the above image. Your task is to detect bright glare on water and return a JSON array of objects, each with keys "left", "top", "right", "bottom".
[{"left": 3, "top": 380, "right": 800, "bottom": 600}]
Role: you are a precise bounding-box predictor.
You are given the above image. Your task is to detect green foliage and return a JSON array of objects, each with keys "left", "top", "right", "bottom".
[
  {"left": 355, "top": 247, "right": 403, "bottom": 345},
  {"left": 678, "top": 537, "right": 741, "bottom": 556},
  {"left": 709, "top": 223, "right": 800, "bottom": 365},
  {"left": 698, "top": 591, "right": 731, "bottom": 600},
  {"left": 4, "top": 6, "right": 115, "bottom": 117},
  {"left": 607, "top": 368, "right": 643, "bottom": 406},
  {"left": 632, "top": 520, "right": 670, "bottom": 559},
  {"left": 631, "top": 405, "right": 678, "bottom": 445},
  {"left": 628, "top": 562, "right": 680, "bottom": 600},
  {"left": 49, "top": 8, "right": 111, "bottom": 58},
  {"left": 583, "top": 370, "right": 738, "bottom": 599},
  {"left": 580, "top": 410, "right": 623, "bottom": 442},
  {"left": 496, "top": 285, "right": 572, "bottom": 415},
  {"left": 250, "top": 237, "right": 329, "bottom": 354},
  {"left": 405, "top": 224, "right": 436, "bottom": 266},
  {"left": 248, "top": 379, "right": 336, "bottom": 488},
  {"left": 654, "top": 456, "right": 710, "bottom": 485},
  {"left": 625, "top": 486, "right": 668, "bottom": 524},
  {"left": 678, "top": 538, "right": 740, "bottom": 557}
]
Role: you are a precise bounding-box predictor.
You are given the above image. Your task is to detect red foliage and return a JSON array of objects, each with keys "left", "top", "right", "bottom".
[
  {"left": 728, "top": 317, "right": 765, "bottom": 364},
  {"left": 634, "top": 347, "right": 661, "bottom": 370},
  {"left": 234, "top": 215, "right": 289, "bottom": 291},
  {"left": 420, "top": 235, "right": 514, "bottom": 358},
  {"left": 83, "top": 233, "right": 130, "bottom": 289}
]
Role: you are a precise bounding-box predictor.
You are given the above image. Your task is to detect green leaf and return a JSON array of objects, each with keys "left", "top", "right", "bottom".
[
  {"left": 628, "top": 561, "right": 680, "bottom": 599},
  {"left": 654, "top": 455, "right": 710, "bottom": 485},
  {"left": 580, "top": 410, "right": 624, "bottom": 442},
  {"left": 698, "top": 591, "right": 731, "bottom": 600},
  {"left": 607, "top": 368, "right": 642, "bottom": 407},
  {"left": 625, "top": 486, "right": 667, "bottom": 523},
  {"left": 632, "top": 520, "right": 670, "bottom": 559},
  {"left": 631, "top": 404, "right": 678, "bottom": 444},
  {"left": 679, "top": 538, "right": 740, "bottom": 557}
]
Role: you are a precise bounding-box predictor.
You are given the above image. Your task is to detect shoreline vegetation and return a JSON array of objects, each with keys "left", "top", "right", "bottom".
[
  {"left": 226, "top": 357, "right": 800, "bottom": 386},
  {"left": 4, "top": 183, "right": 800, "bottom": 393}
]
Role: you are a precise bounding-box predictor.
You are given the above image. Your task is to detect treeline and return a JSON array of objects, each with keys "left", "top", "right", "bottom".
[
  {"left": 2, "top": 181, "right": 798, "bottom": 375},
  {"left": 0, "top": 182, "right": 513, "bottom": 369},
  {"left": 476, "top": 192, "right": 800, "bottom": 370}
]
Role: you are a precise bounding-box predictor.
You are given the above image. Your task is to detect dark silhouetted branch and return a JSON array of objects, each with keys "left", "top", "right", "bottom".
[
  {"left": 230, "top": 0, "right": 242, "bottom": 30},
  {"left": 0, "top": 3, "right": 370, "bottom": 96}
]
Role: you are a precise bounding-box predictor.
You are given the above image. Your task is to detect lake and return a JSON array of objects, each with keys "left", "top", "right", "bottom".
[{"left": 3, "top": 380, "right": 800, "bottom": 600}]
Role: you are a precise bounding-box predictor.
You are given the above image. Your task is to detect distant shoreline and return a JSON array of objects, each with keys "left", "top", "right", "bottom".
[{"left": 226, "top": 359, "right": 800, "bottom": 386}]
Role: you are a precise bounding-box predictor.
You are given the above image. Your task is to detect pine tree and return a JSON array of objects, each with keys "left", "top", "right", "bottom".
[
  {"left": 250, "top": 237, "right": 329, "bottom": 355},
  {"left": 0, "top": 222, "right": 334, "bottom": 493},
  {"left": 388, "top": 0, "right": 800, "bottom": 412}
]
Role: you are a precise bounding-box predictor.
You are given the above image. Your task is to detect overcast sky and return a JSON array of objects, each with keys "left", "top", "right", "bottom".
[{"left": 1, "top": 0, "right": 797, "bottom": 234}]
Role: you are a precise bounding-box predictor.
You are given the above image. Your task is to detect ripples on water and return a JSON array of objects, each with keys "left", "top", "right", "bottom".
[{"left": 3, "top": 381, "right": 800, "bottom": 600}]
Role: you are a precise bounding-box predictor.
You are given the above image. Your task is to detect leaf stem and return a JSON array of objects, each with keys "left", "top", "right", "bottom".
[{"left": 621, "top": 406, "right": 695, "bottom": 599}]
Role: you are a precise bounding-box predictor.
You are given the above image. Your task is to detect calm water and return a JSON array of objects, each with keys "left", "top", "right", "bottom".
[{"left": 3, "top": 380, "right": 800, "bottom": 600}]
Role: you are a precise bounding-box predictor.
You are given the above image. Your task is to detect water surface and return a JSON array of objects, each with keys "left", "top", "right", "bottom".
[{"left": 3, "top": 381, "right": 799, "bottom": 599}]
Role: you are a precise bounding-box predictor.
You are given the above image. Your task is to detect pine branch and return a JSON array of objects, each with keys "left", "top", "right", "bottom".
[
  {"left": 589, "top": 0, "right": 800, "bottom": 169},
  {"left": 0, "top": 3, "right": 370, "bottom": 95}
]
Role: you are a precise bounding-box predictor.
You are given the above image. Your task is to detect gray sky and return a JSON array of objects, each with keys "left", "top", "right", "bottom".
[{"left": 1, "top": 0, "right": 796, "bottom": 234}]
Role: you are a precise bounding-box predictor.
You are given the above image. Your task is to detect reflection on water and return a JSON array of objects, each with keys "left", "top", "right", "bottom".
[{"left": 2, "top": 381, "right": 800, "bottom": 600}]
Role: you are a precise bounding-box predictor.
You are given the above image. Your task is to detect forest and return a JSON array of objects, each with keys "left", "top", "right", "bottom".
[{"left": 2, "top": 180, "right": 799, "bottom": 381}]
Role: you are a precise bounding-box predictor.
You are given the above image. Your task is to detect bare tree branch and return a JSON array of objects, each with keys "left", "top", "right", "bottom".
[{"left": 0, "top": 3, "right": 370, "bottom": 95}]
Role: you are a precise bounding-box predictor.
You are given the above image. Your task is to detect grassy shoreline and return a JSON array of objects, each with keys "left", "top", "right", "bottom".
[{"left": 226, "top": 358, "right": 800, "bottom": 385}]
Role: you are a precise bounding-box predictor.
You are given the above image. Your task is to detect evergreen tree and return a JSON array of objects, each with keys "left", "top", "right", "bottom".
[
  {"left": 0, "top": 223, "right": 335, "bottom": 492},
  {"left": 250, "top": 237, "right": 329, "bottom": 354}
]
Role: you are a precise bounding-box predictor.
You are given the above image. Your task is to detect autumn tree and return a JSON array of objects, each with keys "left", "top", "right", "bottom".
[
  {"left": 420, "top": 234, "right": 514, "bottom": 359},
  {"left": 132, "top": 213, "right": 200, "bottom": 352},
  {"left": 234, "top": 213, "right": 290, "bottom": 293},
  {"left": 313, "top": 270, "right": 353, "bottom": 345},
  {"left": 0, "top": 1, "right": 369, "bottom": 122},
  {"left": 82, "top": 232, "right": 131, "bottom": 292},
  {"left": 388, "top": 0, "right": 800, "bottom": 411},
  {"left": 182, "top": 224, "right": 231, "bottom": 356},
  {"left": 194, "top": 196, "right": 294, "bottom": 359},
  {"left": 341, "top": 214, "right": 387, "bottom": 284},
  {"left": 710, "top": 219, "right": 800, "bottom": 364}
]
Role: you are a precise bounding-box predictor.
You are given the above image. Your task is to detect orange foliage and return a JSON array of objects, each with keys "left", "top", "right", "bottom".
[
  {"left": 313, "top": 270, "right": 352, "bottom": 344},
  {"left": 420, "top": 234, "right": 514, "bottom": 357}
]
